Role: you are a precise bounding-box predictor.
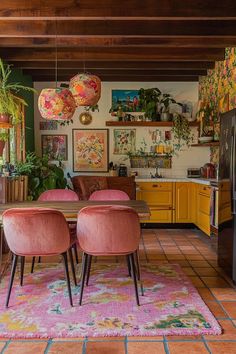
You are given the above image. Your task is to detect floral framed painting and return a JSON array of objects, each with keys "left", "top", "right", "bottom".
[
  {"left": 113, "top": 129, "right": 136, "bottom": 155},
  {"left": 41, "top": 134, "right": 68, "bottom": 161},
  {"left": 72, "top": 129, "right": 109, "bottom": 172}
]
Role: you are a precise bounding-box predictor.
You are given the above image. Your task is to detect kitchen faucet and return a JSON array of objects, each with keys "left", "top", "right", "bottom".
[{"left": 150, "top": 164, "right": 162, "bottom": 178}]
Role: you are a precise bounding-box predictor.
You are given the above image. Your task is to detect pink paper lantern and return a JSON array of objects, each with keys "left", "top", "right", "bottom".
[
  {"left": 69, "top": 73, "right": 101, "bottom": 107},
  {"left": 38, "top": 88, "right": 76, "bottom": 120}
]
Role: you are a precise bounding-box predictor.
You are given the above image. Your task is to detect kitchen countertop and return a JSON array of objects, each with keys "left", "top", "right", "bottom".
[{"left": 135, "top": 177, "right": 217, "bottom": 185}]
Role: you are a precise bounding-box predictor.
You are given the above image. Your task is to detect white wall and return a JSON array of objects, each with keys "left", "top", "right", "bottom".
[{"left": 34, "top": 81, "right": 210, "bottom": 178}]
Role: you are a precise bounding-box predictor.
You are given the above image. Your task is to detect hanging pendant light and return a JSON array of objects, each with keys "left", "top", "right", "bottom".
[
  {"left": 38, "top": 88, "right": 76, "bottom": 120},
  {"left": 38, "top": 19, "right": 76, "bottom": 121},
  {"left": 69, "top": 73, "right": 101, "bottom": 107}
]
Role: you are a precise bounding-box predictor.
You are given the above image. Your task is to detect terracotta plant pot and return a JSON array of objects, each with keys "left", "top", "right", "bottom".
[{"left": 0, "top": 113, "right": 10, "bottom": 123}]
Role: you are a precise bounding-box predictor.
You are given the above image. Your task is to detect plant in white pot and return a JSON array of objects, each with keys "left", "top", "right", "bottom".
[{"left": 0, "top": 58, "right": 36, "bottom": 156}]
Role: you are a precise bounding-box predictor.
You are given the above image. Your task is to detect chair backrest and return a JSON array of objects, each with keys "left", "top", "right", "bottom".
[
  {"left": 38, "top": 189, "right": 79, "bottom": 201},
  {"left": 89, "top": 189, "right": 130, "bottom": 201},
  {"left": 2, "top": 208, "right": 70, "bottom": 256},
  {"left": 77, "top": 205, "right": 140, "bottom": 255}
]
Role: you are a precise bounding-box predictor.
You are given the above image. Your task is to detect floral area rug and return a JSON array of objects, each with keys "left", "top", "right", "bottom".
[{"left": 0, "top": 263, "right": 221, "bottom": 338}]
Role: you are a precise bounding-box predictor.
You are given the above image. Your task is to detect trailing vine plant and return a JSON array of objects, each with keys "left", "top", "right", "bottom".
[{"left": 172, "top": 113, "right": 193, "bottom": 151}]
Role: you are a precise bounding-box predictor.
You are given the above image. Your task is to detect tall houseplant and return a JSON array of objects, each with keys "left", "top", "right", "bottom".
[
  {"left": 0, "top": 59, "right": 36, "bottom": 155},
  {"left": 15, "top": 152, "right": 67, "bottom": 200}
]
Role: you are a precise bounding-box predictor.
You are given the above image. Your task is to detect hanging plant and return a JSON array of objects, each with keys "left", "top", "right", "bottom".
[{"left": 172, "top": 113, "right": 193, "bottom": 151}]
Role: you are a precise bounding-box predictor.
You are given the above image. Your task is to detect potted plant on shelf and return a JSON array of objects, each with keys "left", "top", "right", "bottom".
[
  {"left": 0, "top": 58, "right": 36, "bottom": 155},
  {"left": 138, "top": 87, "right": 162, "bottom": 121},
  {"left": 172, "top": 113, "right": 193, "bottom": 151},
  {"left": 197, "top": 103, "right": 217, "bottom": 143},
  {"left": 159, "top": 93, "right": 180, "bottom": 122}
]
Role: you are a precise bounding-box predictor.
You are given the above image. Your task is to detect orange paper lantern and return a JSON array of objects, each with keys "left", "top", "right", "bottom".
[
  {"left": 38, "top": 88, "right": 76, "bottom": 120},
  {"left": 69, "top": 73, "right": 101, "bottom": 107}
]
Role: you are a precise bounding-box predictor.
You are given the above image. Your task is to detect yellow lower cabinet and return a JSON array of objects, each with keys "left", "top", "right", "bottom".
[
  {"left": 175, "top": 182, "right": 193, "bottom": 223},
  {"left": 196, "top": 185, "right": 211, "bottom": 236},
  {"left": 136, "top": 182, "right": 173, "bottom": 222}
]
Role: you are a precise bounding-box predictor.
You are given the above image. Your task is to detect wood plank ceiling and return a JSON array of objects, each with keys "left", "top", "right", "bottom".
[{"left": 1, "top": 0, "right": 236, "bottom": 82}]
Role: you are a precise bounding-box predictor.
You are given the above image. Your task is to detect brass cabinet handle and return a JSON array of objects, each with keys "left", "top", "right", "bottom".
[{"left": 152, "top": 184, "right": 159, "bottom": 187}]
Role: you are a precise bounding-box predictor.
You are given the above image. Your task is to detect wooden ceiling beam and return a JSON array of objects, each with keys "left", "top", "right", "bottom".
[
  {"left": 0, "top": 0, "right": 236, "bottom": 18},
  {"left": 32, "top": 75, "right": 200, "bottom": 82},
  {"left": 1, "top": 36, "right": 236, "bottom": 48},
  {"left": 12, "top": 61, "right": 215, "bottom": 70},
  {"left": 22, "top": 69, "right": 207, "bottom": 76},
  {"left": 0, "top": 20, "right": 236, "bottom": 37},
  {"left": 2, "top": 48, "right": 225, "bottom": 61}
]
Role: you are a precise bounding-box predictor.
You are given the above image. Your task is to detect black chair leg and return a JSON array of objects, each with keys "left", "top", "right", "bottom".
[
  {"left": 61, "top": 252, "right": 73, "bottom": 307},
  {"left": 135, "top": 250, "right": 144, "bottom": 296},
  {"left": 20, "top": 256, "right": 25, "bottom": 286},
  {"left": 86, "top": 255, "right": 92, "bottom": 286},
  {"left": 79, "top": 252, "right": 88, "bottom": 306},
  {"left": 126, "top": 255, "right": 131, "bottom": 277},
  {"left": 68, "top": 247, "right": 77, "bottom": 286},
  {"left": 129, "top": 253, "right": 140, "bottom": 306},
  {"left": 38, "top": 256, "right": 41, "bottom": 263},
  {"left": 73, "top": 243, "right": 79, "bottom": 264},
  {"left": 6, "top": 254, "right": 18, "bottom": 308},
  {"left": 31, "top": 257, "right": 35, "bottom": 273}
]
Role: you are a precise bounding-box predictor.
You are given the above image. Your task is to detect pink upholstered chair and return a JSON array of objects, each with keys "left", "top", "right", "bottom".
[
  {"left": 2, "top": 208, "right": 75, "bottom": 307},
  {"left": 89, "top": 189, "right": 130, "bottom": 201},
  {"left": 77, "top": 205, "right": 141, "bottom": 306},
  {"left": 38, "top": 189, "right": 79, "bottom": 202},
  {"left": 32, "top": 189, "right": 80, "bottom": 272}
]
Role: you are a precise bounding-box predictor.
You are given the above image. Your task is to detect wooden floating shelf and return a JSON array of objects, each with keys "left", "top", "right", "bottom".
[
  {"left": 106, "top": 121, "right": 199, "bottom": 127},
  {"left": 0, "top": 122, "right": 13, "bottom": 129},
  {"left": 191, "top": 142, "right": 219, "bottom": 147}
]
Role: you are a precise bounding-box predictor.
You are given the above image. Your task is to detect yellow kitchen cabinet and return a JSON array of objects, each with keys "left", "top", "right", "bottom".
[
  {"left": 196, "top": 184, "right": 211, "bottom": 236},
  {"left": 175, "top": 182, "right": 193, "bottom": 223},
  {"left": 136, "top": 182, "right": 173, "bottom": 222}
]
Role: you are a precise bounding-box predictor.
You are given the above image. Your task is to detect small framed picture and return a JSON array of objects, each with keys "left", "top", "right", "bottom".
[{"left": 41, "top": 134, "right": 68, "bottom": 161}]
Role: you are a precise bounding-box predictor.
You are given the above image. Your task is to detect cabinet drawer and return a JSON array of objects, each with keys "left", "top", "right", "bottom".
[
  {"left": 144, "top": 208, "right": 173, "bottom": 223},
  {"left": 139, "top": 190, "right": 172, "bottom": 206},
  {"left": 136, "top": 182, "right": 172, "bottom": 191},
  {"left": 198, "top": 193, "right": 210, "bottom": 215},
  {"left": 198, "top": 184, "right": 211, "bottom": 197}
]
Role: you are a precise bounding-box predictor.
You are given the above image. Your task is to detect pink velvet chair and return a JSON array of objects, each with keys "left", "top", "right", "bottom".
[
  {"left": 89, "top": 189, "right": 130, "bottom": 201},
  {"left": 38, "top": 189, "right": 79, "bottom": 202},
  {"left": 77, "top": 205, "right": 141, "bottom": 306},
  {"left": 2, "top": 208, "right": 75, "bottom": 307},
  {"left": 32, "top": 189, "right": 80, "bottom": 272}
]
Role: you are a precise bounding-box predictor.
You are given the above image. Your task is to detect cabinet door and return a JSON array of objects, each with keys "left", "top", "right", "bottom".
[
  {"left": 196, "top": 185, "right": 211, "bottom": 236},
  {"left": 175, "top": 182, "right": 192, "bottom": 223}
]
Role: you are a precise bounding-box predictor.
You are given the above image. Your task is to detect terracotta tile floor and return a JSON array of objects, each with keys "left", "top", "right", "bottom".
[{"left": 1, "top": 228, "right": 236, "bottom": 353}]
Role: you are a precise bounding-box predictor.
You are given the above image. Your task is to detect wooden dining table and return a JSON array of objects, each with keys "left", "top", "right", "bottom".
[{"left": 0, "top": 200, "right": 150, "bottom": 281}]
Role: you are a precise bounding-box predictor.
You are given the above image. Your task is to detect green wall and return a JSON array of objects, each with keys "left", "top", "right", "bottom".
[{"left": 10, "top": 68, "right": 35, "bottom": 152}]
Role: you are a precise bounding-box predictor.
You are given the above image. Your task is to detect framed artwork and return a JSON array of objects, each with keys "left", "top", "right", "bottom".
[
  {"left": 41, "top": 134, "right": 68, "bottom": 161},
  {"left": 72, "top": 129, "right": 109, "bottom": 172},
  {"left": 113, "top": 129, "right": 136, "bottom": 155},
  {"left": 111, "top": 89, "right": 141, "bottom": 112},
  {"left": 40, "top": 121, "right": 58, "bottom": 130}
]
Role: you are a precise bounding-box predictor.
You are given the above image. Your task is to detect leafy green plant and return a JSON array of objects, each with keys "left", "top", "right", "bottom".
[
  {"left": 197, "top": 104, "right": 217, "bottom": 136},
  {"left": 138, "top": 88, "right": 162, "bottom": 120},
  {"left": 0, "top": 59, "right": 36, "bottom": 124},
  {"left": 15, "top": 152, "right": 67, "bottom": 200},
  {"left": 0, "top": 129, "right": 9, "bottom": 142},
  {"left": 159, "top": 93, "right": 179, "bottom": 113},
  {"left": 172, "top": 113, "right": 193, "bottom": 150}
]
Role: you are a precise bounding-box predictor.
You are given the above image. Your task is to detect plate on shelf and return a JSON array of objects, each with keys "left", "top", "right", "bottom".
[{"left": 198, "top": 136, "right": 213, "bottom": 143}]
